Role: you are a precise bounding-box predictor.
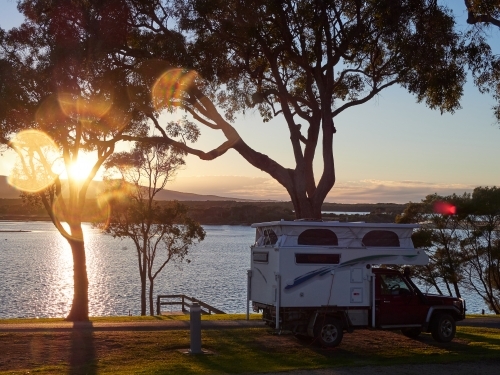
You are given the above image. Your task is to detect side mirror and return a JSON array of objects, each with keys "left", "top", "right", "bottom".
[{"left": 403, "top": 267, "right": 411, "bottom": 277}]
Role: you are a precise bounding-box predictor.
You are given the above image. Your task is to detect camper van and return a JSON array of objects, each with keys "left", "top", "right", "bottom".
[{"left": 247, "top": 220, "right": 466, "bottom": 347}]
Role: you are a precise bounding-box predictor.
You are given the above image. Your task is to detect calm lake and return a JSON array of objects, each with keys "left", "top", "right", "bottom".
[{"left": 0, "top": 221, "right": 491, "bottom": 318}]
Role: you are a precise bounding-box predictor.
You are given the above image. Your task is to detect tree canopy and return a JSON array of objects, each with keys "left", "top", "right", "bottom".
[{"left": 112, "top": 0, "right": 467, "bottom": 218}]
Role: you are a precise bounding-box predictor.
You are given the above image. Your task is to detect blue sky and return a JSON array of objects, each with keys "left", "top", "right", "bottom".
[{"left": 1, "top": 0, "right": 499, "bottom": 203}]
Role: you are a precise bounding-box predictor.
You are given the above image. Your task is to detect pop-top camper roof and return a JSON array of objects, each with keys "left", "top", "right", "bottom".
[{"left": 251, "top": 221, "right": 418, "bottom": 249}]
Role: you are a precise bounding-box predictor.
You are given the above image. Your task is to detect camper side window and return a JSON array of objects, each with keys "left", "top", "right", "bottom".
[
  {"left": 263, "top": 229, "right": 278, "bottom": 245},
  {"left": 253, "top": 252, "right": 268, "bottom": 263},
  {"left": 298, "top": 229, "right": 338, "bottom": 246},
  {"left": 362, "top": 230, "right": 400, "bottom": 247},
  {"left": 295, "top": 253, "right": 340, "bottom": 264}
]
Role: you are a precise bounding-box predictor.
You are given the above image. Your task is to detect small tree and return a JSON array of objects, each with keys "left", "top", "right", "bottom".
[
  {"left": 99, "top": 144, "right": 205, "bottom": 315},
  {"left": 458, "top": 187, "right": 500, "bottom": 314},
  {"left": 397, "top": 194, "right": 464, "bottom": 298}
]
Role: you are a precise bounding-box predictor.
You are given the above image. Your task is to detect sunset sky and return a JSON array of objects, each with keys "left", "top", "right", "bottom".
[{"left": 1, "top": 0, "right": 499, "bottom": 203}]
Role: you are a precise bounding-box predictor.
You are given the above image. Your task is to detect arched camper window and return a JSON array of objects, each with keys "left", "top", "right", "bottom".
[
  {"left": 263, "top": 229, "right": 278, "bottom": 245},
  {"left": 298, "top": 229, "right": 338, "bottom": 246},
  {"left": 362, "top": 230, "right": 400, "bottom": 247}
]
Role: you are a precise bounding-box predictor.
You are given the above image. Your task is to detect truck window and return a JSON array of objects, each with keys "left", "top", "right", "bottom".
[
  {"left": 379, "top": 274, "right": 412, "bottom": 296},
  {"left": 298, "top": 229, "right": 338, "bottom": 246},
  {"left": 295, "top": 253, "right": 340, "bottom": 264},
  {"left": 362, "top": 230, "right": 400, "bottom": 247}
]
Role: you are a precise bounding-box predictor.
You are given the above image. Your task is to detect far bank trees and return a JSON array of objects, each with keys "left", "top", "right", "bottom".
[{"left": 99, "top": 144, "right": 205, "bottom": 315}]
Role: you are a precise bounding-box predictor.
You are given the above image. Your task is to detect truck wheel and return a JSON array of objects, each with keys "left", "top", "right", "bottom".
[
  {"left": 314, "top": 317, "right": 343, "bottom": 348},
  {"left": 401, "top": 328, "right": 421, "bottom": 339},
  {"left": 431, "top": 313, "right": 456, "bottom": 343}
]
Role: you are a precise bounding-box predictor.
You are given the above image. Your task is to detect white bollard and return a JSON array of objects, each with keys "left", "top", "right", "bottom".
[{"left": 190, "top": 303, "right": 202, "bottom": 354}]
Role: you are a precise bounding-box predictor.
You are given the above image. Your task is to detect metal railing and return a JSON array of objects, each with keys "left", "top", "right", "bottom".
[{"left": 156, "top": 294, "right": 226, "bottom": 316}]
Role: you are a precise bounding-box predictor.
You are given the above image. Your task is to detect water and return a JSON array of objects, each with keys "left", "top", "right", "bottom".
[
  {"left": 0, "top": 222, "right": 253, "bottom": 318},
  {"left": 0, "top": 221, "right": 491, "bottom": 318}
]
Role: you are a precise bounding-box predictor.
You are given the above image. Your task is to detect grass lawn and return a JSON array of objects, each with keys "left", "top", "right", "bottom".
[{"left": 0, "top": 315, "right": 499, "bottom": 375}]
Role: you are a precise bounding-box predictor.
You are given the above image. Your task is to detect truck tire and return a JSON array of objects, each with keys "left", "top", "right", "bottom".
[
  {"left": 314, "top": 317, "right": 343, "bottom": 348},
  {"left": 401, "top": 328, "right": 421, "bottom": 339},
  {"left": 431, "top": 313, "right": 456, "bottom": 343}
]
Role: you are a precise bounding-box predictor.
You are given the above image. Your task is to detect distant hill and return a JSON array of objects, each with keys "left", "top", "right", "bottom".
[
  {"left": 0, "top": 175, "right": 255, "bottom": 202},
  {"left": 0, "top": 176, "right": 21, "bottom": 199}
]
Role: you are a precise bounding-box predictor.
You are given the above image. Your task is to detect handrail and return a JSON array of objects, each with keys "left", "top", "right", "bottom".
[{"left": 156, "top": 294, "right": 226, "bottom": 315}]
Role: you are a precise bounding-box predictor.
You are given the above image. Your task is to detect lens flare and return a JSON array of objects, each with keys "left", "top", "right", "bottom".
[
  {"left": 95, "top": 180, "right": 137, "bottom": 229},
  {"left": 58, "top": 93, "right": 113, "bottom": 121},
  {"left": 433, "top": 201, "right": 456, "bottom": 215},
  {"left": 50, "top": 188, "right": 111, "bottom": 240},
  {"left": 152, "top": 69, "right": 197, "bottom": 111},
  {"left": 8, "top": 130, "right": 62, "bottom": 193}
]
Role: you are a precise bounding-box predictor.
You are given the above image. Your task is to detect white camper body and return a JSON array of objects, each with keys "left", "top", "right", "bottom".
[{"left": 247, "top": 221, "right": 428, "bottom": 328}]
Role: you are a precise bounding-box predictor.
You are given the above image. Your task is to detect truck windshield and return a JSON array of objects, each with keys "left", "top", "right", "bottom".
[{"left": 380, "top": 274, "right": 412, "bottom": 296}]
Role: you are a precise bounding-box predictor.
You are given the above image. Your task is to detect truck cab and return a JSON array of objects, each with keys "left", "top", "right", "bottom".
[{"left": 373, "top": 268, "right": 465, "bottom": 342}]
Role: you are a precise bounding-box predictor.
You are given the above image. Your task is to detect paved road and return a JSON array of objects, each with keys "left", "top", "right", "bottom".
[
  {"left": 0, "top": 319, "right": 266, "bottom": 332},
  {"left": 457, "top": 317, "right": 500, "bottom": 328},
  {"left": 0, "top": 317, "right": 497, "bottom": 333}
]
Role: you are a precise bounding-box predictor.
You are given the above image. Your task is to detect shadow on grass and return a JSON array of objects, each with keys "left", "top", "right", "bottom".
[{"left": 70, "top": 322, "right": 96, "bottom": 375}]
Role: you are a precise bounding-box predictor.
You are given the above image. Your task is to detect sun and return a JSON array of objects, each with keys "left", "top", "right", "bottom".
[{"left": 67, "top": 154, "right": 97, "bottom": 182}]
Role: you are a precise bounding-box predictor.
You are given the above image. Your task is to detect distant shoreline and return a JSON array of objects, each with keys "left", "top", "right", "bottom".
[{"left": 0, "top": 230, "right": 31, "bottom": 232}]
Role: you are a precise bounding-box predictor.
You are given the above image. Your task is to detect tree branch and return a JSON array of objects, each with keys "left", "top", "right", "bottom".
[{"left": 465, "top": 0, "right": 500, "bottom": 28}]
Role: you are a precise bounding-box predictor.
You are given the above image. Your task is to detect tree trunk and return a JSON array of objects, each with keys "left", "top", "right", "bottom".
[
  {"left": 148, "top": 278, "right": 155, "bottom": 316},
  {"left": 452, "top": 281, "right": 462, "bottom": 299},
  {"left": 287, "top": 172, "right": 325, "bottom": 219},
  {"left": 231, "top": 139, "right": 331, "bottom": 220},
  {"left": 65, "top": 239, "right": 89, "bottom": 321},
  {"left": 140, "top": 260, "right": 147, "bottom": 316},
  {"left": 139, "top": 243, "right": 147, "bottom": 316}
]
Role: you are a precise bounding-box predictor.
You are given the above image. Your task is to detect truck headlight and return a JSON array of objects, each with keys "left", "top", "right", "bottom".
[{"left": 453, "top": 300, "right": 463, "bottom": 311}]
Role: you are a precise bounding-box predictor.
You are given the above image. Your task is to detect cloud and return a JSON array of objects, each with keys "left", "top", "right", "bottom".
[
  {"left": 327, "top": 180, "right": 475, "bottom": 203},
  {"left": 168, "top": 175, "right": 477, "bottom": 203},
  {"left": 167, "top": 175, "right": 287, "bottom": 200}
]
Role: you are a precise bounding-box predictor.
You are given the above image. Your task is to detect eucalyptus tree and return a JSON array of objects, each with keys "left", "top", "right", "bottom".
[
  {"left": 99, "top": 144, "right": 205, "bottom": 316},
  {"left": 120, "top": 0, "right": 466, "bottom": 218},
  {"left": 0, "top": 0, "right": 147, "bottom": 321}
]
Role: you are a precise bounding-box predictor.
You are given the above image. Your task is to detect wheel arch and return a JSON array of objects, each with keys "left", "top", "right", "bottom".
[{"left": 424, "top": 306, "right": 461, "bottom": 332}]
